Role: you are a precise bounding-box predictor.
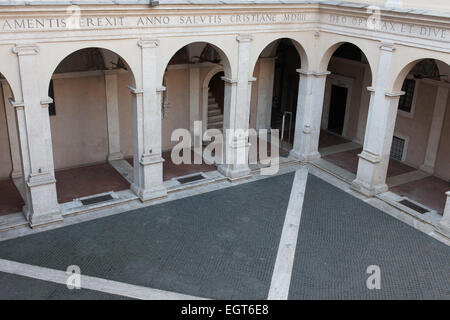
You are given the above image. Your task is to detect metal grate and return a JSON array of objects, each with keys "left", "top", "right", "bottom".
[
  {"left": 399, "top": 199, "right": 429, "bottom": 214},
  {"left": 81, "top": 194, "right": 114, "bottom": 206},
  {"left": 176, "top": 174, "right": 205, "bottom": 184},
  {"left": 390, "top": 136, "right": 405, "bottom": 161}
]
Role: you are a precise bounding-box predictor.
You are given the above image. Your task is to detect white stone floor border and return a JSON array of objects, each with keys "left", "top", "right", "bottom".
[
  {"left": 268, "top": 167, "right": 308, "bottom": 300},
  {"left": 0, "top": 258, "right": 207, "bottom": 300}
]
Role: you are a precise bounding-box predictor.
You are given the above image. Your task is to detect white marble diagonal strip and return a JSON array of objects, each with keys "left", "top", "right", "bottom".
[
  {"left": 268, "top": 167, "right": 308, "bottom": 300},
  {"left": 0, "top": 258, "right": 207, "bottom": 300}
]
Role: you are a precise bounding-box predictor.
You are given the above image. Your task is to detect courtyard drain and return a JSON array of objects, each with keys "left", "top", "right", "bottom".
[
  {"left": 81, "top": 194, "right": 114, "bottom": 206},
  {"left": 399, "top": 199, "right": 429, "bottom": 214},
  {"left": 176, "top": 174, "right": 205, "bottom": 184}
]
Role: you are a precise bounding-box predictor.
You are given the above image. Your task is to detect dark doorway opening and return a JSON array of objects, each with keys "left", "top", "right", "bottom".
[
  {"left": 271, "top": 39, "right": 301, "bottom": 146},
  {"left": 327, "top": 85, "right": 348, "bottom": 135}
]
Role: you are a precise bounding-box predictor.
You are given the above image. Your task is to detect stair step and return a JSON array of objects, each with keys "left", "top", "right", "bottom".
[
  {"left": 208, "top": 103, "right": 219, "bottom": 109},
  {"left": 207, "top": 123, "right": 223, "bottom": 129},
  {"left": 208, "top": 110, "right": 222, "bottom": 117},
  {"left": 208, "top": 114, "right": 223, "bottom": 122},
  {"left": 208, "top": 98, "right": 216, "bottom": 103}
]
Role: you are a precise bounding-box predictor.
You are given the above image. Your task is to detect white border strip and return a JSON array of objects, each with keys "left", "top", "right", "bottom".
[
  {"left": 267, "top": 167, "right": 308, "bottom": 300},
  {"left": 0, "top": 258, "right": 207, "bottom": 300}
]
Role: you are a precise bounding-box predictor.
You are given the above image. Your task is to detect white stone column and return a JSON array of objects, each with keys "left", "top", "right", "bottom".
[
  {"left": 104, "top": 70, "right": 124, "bottom": 161},
  {"left": 351, "top": 42, "right": 401, "bottom": 196},
  {"left": 218, "top": 34, "right": 253, "bottom": 180},
  {"left": 13, "top": 44, "right": 61, "bottom": 227},
  {"left": 420, "top": 85, "right": 449, "bottom": 174},
  {"left": 130, "top": 38, "right": 166, "bottom": 202},
  {"left": 255, "top": 57, "right": 276, "bottom": 130},
  {"left": 1, "top": 80, "right": 22, "bottom": 178},
  {"left": 189, "top": 65, "right": 200, "bottom": 138},
  {"left": 290, "top": 69, "right": 330, "bottom": 161},
  {"left": 438, "top": 191, "right": 450, "bottom": 238}
]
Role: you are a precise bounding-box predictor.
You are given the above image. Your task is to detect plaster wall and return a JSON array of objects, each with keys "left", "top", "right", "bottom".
[
  {"left": 394, "top": 82, "right": 436, "bottom": 168},
  {"left": 327, "top": 58, "right": 367, "bottom": 140},
  {"left": 162, "top": 68, "right": 190, "bottom": 151},
  {"left": 50, "top": 75, "right": 108, "bottom": 170}
]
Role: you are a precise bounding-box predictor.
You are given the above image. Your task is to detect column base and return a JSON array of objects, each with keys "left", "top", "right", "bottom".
[
  {"left": 289, "top": 150, "right": 321, "bottom": 162},
  {"left": 350, "top": 178, "right": 388, "bottom": 197},
  {"left": 27, "top": 207, "right": 63, "bottom": 228},
  {"left": 131, "top": 183, "right": 167, "bottom": 202},
  {"left": 218, "top": 164, "right": 251, "bottom": 182},
  {"left": 419, "top": 164, "right": 434, "bottom": 175},
  {"left": 108, "top": 152, "right": 124, "bottom": 161},
  {"left": 11, "top": 171, "right": 23, "bottom": 179},
  {"left": 25, "top": 171, "right": 62, "bottom": 228},
  {"left": 437, "top": 220, "right": 450, "bottom": 239}
]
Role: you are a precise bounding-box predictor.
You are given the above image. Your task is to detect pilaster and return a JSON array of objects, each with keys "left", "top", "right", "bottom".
[{"left": 13, "top": 43, "right": 62, "bottom": 227}]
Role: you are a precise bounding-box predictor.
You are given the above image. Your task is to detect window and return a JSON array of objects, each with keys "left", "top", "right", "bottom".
[
  {"left": 398, "top": 79, "right": 415, "bottom": 113},
  {"left": 48, "top": 80, "right": 56, "bottom": 116},
  {"left": 390, "top": 136, "right": 406, "bottom": 161}
]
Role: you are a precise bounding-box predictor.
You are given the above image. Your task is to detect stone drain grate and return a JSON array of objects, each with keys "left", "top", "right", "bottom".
[
  {"left": 176, "top": 174, "right": 205, "bottom": 185},
  {"left": 399, "top": 199, "right": 429, "bottom": 214},
  {"left": 81, "top": 194, "right": 114, "bottom": 206}
]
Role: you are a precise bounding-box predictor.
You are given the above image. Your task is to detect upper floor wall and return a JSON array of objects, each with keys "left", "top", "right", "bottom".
[{"left": 0, "top": 1, "right": 450, "bottom": 99}]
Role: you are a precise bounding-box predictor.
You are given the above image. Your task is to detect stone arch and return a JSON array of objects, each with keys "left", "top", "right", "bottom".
[
  {"left": 392, "top": 56, "right": 450, "bottom": 92},
  {"left": 158, "top": 39, "right": 233, "bottom": 87},
  {"left": 318, "top": 40, "right": 375, "bottom": 84},
  {"left": 41, "top": 43, "right": 139, "bottom": 98},
  {"left": 250, "top": 36, "right": 309, "bottom": 75}
]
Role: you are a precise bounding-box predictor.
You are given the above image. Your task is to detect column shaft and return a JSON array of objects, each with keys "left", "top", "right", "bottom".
[
  {"left": 290, "top": 69, "right": 329, "bottom": 161},
  {"left": 255, "top": 57, "right": 276, "bottom": 130},
  {"left": 104, "top": 70, "right": 123, "bottom": 161},
  {"left": 13, "top": 44, "right": 61, "bottom": 227},
  {"left": 351, "top": 42, "right": 400, "bottom": 196},
  {"left": 218, "top": 34, "right": 253, "bottom": 180},
  {"left": 420, "top": 86, "right": 448, "bottom": 173},
  {"left": 131, "top": 38, "right": 166, "bottom": 202}
]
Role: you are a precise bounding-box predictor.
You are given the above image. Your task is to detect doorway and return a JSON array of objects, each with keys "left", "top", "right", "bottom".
[{"left": 327, "top": 85, "right": 348, "bottom": 135}]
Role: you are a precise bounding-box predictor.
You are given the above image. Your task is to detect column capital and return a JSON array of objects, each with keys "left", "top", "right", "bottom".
[
  {"left": 13, "top": 44, "right": 39, "bottom": 56},
  {"left": 8, "top": 97, "right": 24, "bottom": 109},
  {"left": 128, "top": 85, "right": 144, "bottom": 95},
  {"left": 138, "top": 38, "right": 159, "bottom": 49},
  {"left": 103, "top": 69, "right": 121, "bottom": 76},
  {"left": 221, "top": 76, "right": 238, "bottom": 85},
  {"left": 385, "top": 90, "right": 405, "bottom": 98},
  {"left": 236, "top": 34, "right": 253, "bottom": 43},
  {"left": 40, "top": 97, "right": 53, "bottom": 108},
  {"left": 296, "top": 69, "right": 331, "bottom": 77},
  {"left": 258, "top": 56, "right": 277, "bottom": 62},
  {"left": 446, "top": 191, "right": 450, "bottom": 197},
  {"left": 379, "top": 42, "right": 396, "bottom": 52}
]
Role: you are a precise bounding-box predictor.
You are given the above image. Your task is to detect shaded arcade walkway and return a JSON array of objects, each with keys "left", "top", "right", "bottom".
[
  {"left": 391, "top": 176, "right": 448, "bottom": 215},
  {"left": 0, "top": 179, "right": 24, "bottom": 216},
  {"left": 55, "top": 163, "right": 130, "bottom": 204},
  {"left": 126, "top": 150, "right": 217, "bottom": 182}
]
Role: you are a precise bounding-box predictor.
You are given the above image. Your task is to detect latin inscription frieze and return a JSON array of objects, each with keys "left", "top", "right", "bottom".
[{"left": 0, "top": 12, "right": 309, "bottom": 32}]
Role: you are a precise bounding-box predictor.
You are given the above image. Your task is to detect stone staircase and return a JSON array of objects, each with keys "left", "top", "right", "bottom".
[{"left": 207, "top": 91, "right": 223, "bottom": 130}]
